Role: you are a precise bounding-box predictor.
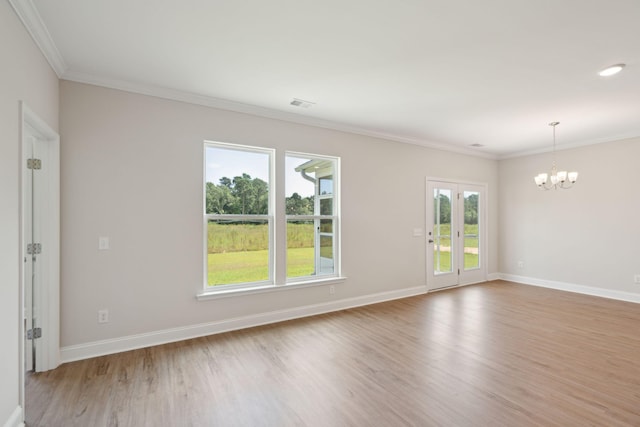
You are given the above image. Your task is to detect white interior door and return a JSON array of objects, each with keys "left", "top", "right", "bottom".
[
  {"left": 23, "top": 136, "right": 35, "bottom": 372},
  {"left": 20, "top": 104, "right": 60, "bottom": 427},
  {"left": 23, "top": 133, "right": 51, "bottom": 372},
  {"left": 20, "top": 104, "right": 60, "bottom": 377},
  {"left": 427, "top": 180, "right": 486, "bottom": 290}
]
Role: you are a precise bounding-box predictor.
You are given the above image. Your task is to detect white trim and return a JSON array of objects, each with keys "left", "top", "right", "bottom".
[
  {"left": 61, "top": 285, "right": 427, "bottom": 363},
  {"left": 499, "top": 274, "right": 640, "bottom": 304},
  {"left": 487, "top": 272, "right": 501, "bottom": 281},
  {"left": 498, "top": 132, "right": 640, "bottom": 160},
  {"left": 11, "top": 1, "right": 636, "bottom": 162},
  {"left": 203, "top": 142, "right": 276, "bottom": 288},
  {"left": 197, "top": 276, "right": 347, "bottom": 301},
  {"left": 3, "top": 406, "right": 24, "bottom": 427},
  {"left": 61, "top": 69, "right": 640, "bottom": 162},
  {"left": 427, "top": 279, "right": 488, "bottom": 293},
  {"left": 20, "top": 103, "right": 61, "bottom": 373},
  {"left": 8, "top": 0, "right": 67, "bottom": 77},
  {"left": 62, "top": 70, "right": 497, "bottom": 160},
  {"left": 19, "top": 103, "right": 60, "bottom": 423}
]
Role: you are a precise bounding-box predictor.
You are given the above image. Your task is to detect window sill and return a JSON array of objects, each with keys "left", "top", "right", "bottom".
[{"left": 196, "top": 276, "right": 347, "bottom": 301}]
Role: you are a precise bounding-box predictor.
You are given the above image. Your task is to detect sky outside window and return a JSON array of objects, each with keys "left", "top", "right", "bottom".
[{"left": 205, "top": 146, "right": 313, "bottom": 197}]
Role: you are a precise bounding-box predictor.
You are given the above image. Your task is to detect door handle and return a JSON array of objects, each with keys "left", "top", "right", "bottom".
[{"left": 428, "top": 239, "right": 434, "bottom": 243}]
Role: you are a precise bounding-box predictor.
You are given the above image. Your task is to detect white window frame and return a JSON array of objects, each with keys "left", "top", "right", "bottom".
[
  {"left": 202, "top": 141, "right": 275, "bottom": 290},
  {"left": 285, "top": 151, "right": 341, "bottom": 283},
  {"left": 199, "top": 143, "right": 343, "bottom": 300}
]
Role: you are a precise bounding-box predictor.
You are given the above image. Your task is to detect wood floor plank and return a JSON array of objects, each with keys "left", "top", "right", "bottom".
[{"left": 26, "top": 281, "right": 640, "bottom": 426}]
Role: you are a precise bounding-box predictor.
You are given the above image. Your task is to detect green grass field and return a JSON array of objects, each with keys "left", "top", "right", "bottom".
[
  {"left": 207, "top": 223, "right": 481, "bottom": 285},
  {"left": 433, "top": 251, "right": 479, "bottom": 272},
  {"left": 208, "top": 248, "right": 315, "bottom": 285},
  {"left": 433, "top": 224, "right": 480, "bottom": 272}
]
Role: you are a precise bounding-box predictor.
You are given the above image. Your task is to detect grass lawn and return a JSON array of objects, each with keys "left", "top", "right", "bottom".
[
  {"left": 208, "top": 248, "right": 315, "bottom": 286},
  {"left": 207, "top": 250, "right": 269, "bottom": 285},
  {"left": 434, "top": 251, "right": 479, "bottom": 272},
  {"left": 206, "top": 223, "right": 481, "bottom": 285},
  {"left": 434, "top": 224, "right": 479, "bottom": 248}
]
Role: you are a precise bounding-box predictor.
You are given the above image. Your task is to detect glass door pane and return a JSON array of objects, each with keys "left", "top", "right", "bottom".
[
  {"left": 433, "top": 188, "right": 453, "bottom": 274},
  {"left": 463, "top": 191, "right": 479, "bottom": 270}
]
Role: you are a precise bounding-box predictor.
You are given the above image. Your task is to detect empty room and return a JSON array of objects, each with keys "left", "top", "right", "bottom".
[{"left": 2, "top": 0, "right": 640, "bottom": 426}]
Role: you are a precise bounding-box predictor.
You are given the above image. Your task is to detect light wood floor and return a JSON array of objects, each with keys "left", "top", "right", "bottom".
[{"left": 26, "top": 281, "right": 640, "bottom": 426}]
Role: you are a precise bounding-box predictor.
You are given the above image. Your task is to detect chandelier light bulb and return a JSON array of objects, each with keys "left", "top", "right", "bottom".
[{"left": 568, "top": 171, "right": 578, "bottom": 183}]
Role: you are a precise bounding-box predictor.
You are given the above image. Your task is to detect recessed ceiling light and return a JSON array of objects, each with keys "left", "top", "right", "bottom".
[
  {"left": 290, "top": 98, "right": 315, "bottom": 108},
  {"left": 598, "top": 64, "right": 625, "bottom": 77}
]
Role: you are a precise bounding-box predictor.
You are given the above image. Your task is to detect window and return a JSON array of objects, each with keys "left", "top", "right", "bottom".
[
  {"left": 204, "top": 142, "right": 274, "bottom": 288},
  {"left": 204, "top": 143, "right": 340, "bottom": 293},
  {"left": 286, "top": 154, "right": 339, "bottom": 280}
]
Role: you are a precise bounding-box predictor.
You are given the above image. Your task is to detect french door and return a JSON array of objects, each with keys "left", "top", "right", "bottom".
[{"left": 427, "top": 180, "right": 486, "bottom": 290}]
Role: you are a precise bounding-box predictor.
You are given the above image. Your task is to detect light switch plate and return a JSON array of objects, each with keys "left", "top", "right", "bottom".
[{"left": 98, "top": 236, "right": 110, "bottom": 250}]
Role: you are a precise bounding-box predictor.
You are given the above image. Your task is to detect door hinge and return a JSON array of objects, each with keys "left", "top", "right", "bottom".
[
  {"left": 27, "top": 243, "right": 42, "bottom": 255},
  {"left": 27, "top": 327, "right": 42, "bottom": 340},
  {"left": 27, "top": 158, "right": 42, "bottom": 170},
  {"left": 457, "top": 192, "right": 460, "bottom": 200},
  {"left": 458, "top": 268, "right": 460, "bottom": 275}
]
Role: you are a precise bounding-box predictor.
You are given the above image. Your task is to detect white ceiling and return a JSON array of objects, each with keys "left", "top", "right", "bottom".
[{"left": 17, "top": 0, "right": 640, "bottom": 158}]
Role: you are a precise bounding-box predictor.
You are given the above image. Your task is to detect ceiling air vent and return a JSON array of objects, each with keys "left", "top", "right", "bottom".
[{"left": 290, "top": 98, "right": 315, "bottom": 108}]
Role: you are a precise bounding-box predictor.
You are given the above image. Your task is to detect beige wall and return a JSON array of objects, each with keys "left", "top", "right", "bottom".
[
  {"left": 499, "top": 137, "right": 640, "bottom": 293},
  {"left": 4, "top": 5, "right": 640, "bottom": 419},
  {"left": 0, "top": 2, "right": 59, "bottom": 424},
  {"left": 59, "top": 80, "right": 499, "bottom": 348}
]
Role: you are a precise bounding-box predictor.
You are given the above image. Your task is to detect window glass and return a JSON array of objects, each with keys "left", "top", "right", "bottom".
[
  {"left": 205, "top": 144, "right": 272, "bottom": 287},
  {"left": 207, "top": 219, "right": 269, "bottom": 285},
  {"left": 286, "top": 154, "right": 338, "bottom": 280},
  {"left": 203, "top": 145, "right": 339, "bottom": 290},
  {"left": 205, "top": 146, "right": 269, "bottom": 215},
  {"left": 319, "top": 177, "right": 333, "bottom": 195},
  {"left": 464, "top": 191, "right": 480, "bottom": 270},
  {"left": 433, "top": 189, "right": 452, "bottom": 274}
]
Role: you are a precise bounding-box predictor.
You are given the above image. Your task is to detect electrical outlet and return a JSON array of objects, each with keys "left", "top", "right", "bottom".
[
  {"left": 98, "top": 309, "right": 109, "bottom": 323},
  {"left": 517, "top": 261, "right": 524, "bottom": 268},
  {"left": 329, "top": 285, "right": 335, "bottom": 295},
  {"left": 634, "top": 275, "right": 640, "bottom": 284}
]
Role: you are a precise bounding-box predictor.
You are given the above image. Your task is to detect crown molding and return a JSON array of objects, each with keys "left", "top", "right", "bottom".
[
  {"left": 9, "top": 0, "right": 67, "bottom": 77},
  {"left": 7, "top": 0, "right": 493, "bottom": 160},
  {"left": 61, "top": 69, "right": 498, "bottom": 160},
  {"left": 498, "top": 131, "right": 640, "bottom": 160}
]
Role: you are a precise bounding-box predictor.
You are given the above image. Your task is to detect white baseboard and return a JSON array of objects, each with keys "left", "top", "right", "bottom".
[
  {"left": 499, "top": 273, "right": 640, "bottom": 304},
  {"left": 3, "top": 406, "right": 24, "bottom": 427},
  {"left": 58, "top": 276, "right": 640, "bottom": 364},
  {"left": 487, "top": 272, "right": 501, "bottom": 281},
  {"left": 61, "top": 285, "right": 428, "bottom": 363}
]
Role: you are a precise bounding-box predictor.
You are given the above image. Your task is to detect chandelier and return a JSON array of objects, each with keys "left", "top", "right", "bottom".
[{"left": 534, "top": 122, "right": 578, "bottom": 190}]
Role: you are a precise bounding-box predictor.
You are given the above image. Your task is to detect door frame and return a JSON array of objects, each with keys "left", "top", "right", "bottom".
[
  {"left": 426, "top": 177, "right": 488, "bottom": 291},
  {"left": 19, "top": 102, "right": 60, "bottom": 410}
]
